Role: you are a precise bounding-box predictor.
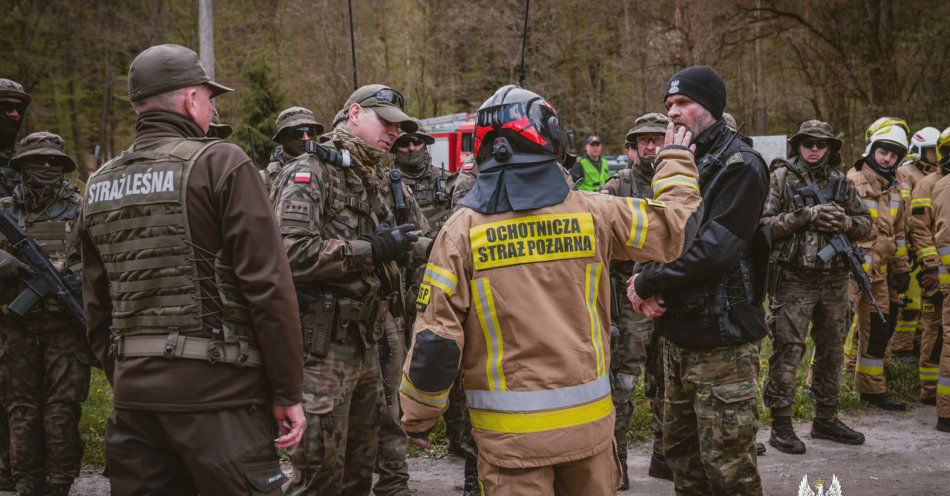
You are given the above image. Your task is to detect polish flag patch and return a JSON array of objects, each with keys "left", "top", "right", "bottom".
[{"left": 293, "top": 171, "right": 312, "bottom": 183}]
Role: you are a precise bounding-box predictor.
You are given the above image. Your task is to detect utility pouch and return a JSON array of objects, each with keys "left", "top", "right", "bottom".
[
  {"left": 767, "top": 262, "right": 783, "bottom": 298},
  {"left": 300, "top": 292, "right": 335, "bottom": 359}
]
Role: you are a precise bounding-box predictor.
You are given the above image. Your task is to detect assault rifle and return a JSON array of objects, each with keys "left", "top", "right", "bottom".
[
  {"left": 797, "top": 183, "right": 887, "bottom": 323},
  {"left": 0, "top": 208, "right": 85, "bottom": 326}
]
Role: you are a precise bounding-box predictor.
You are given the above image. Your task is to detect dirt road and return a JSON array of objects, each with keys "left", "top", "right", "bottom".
[{"left": 11, "top": 405, "right": 948, "bottom": 495}]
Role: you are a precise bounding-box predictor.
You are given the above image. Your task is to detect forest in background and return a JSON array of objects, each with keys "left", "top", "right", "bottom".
[{"left": 2, "top": 0, "right": 948, "bottom": 180}]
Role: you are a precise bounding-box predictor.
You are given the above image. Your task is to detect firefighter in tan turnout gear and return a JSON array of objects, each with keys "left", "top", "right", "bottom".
[
  {"left": 399, "top": 84, "right": 702, "bottom": 495},
  {"left": 926, "top": 127, "right": 950, "bottom": 432},
  {"left": 847, "top": 122, "right": 912, "bottom": 411}
]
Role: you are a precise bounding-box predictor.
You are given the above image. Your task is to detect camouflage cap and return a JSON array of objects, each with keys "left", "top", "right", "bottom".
[
  {"left": 342, "top": 84, "right": 417, "bottom": 133},
  {"left": 208, "top": 108, "right": 233, "bottom": 139},
  {"left": 128, "top": 44, "right": 233, "bottom": 102},
  {"left": 272, "top": 106, "right": 324, "bottom": 142},
  {"left": 625, "top": 112, "right": 670, "bottom": 142},
  {"left": 0, "top": 78, "right": 31, "bottom": 108},
  {"left": 789, "top": 119, "right": 842, "bottom": 154},
  {"left": 9, "top": 131, "right": 76, "bottom": 172}
]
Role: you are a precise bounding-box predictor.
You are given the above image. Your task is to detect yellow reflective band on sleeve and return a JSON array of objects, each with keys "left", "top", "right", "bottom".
[
  {"left": 399, "top": 376, "right": 450, "bottom": 408},
  {"left": 584, "top": 263, "right": 607, "bottom": 377},
  {"left": 918, "top": 246, "right": 938, "bottom": 258},
  {"left": 938, "top": 377, "right": 950, "bottom": 397},
  {"left": 899, "top": 188, "right": 910, "bottom": 199},
  {"left": 894, "top": 321, "right": 916, "bottom": 333},
  {"left": 625, "top": 198, "right": 649, "bottom": 248},
  {"left": 468, "top": 394, "right": 613, "bottom": 434},
  {"left": 919, "top": 367, "right": 939, "bottom": 382},
  {"left": 895, "top": 239, "right": 907, "bottom": 257},
  {"left": 911, "top": 198, "right": 933, "bottom": 209},
  {"left": 863, "top": 198, "right": 878, "bottom": 218},
  {"left": 651, "top": 174, "right": 699, "bottom": 197},
  {"left": 856, "top": 356, "right": 885, "bottom": 377},
  {"left": 423, "top": 263, "right": 458, "bottom": 296},
  {"left": 416, "top": 283, "right": 432, "bottom": 305},
  {"left": 470, "top": 213, "right": 596, "bottom": 270},
  {"left": 889, "top": 196, "right": 900, "bottom": 217},
  {"left": 472, "top": 278, "right": 506, "bottom": 391},
  {"left": 940, "top": 266, "right": 950, "bottom": 284}
]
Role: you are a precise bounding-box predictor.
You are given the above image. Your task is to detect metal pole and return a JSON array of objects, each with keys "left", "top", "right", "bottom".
[
  {"left": 348, "top": 0, "right": 358, "bottom": 90},
  {"left": 518, "top": 0, "right": 530, "bottom": 87},
  {"left": 198, "top": 0, "right": 215, "bottom": 81}
]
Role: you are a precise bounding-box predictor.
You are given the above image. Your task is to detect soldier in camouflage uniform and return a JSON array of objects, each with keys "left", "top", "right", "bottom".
[
  {"left": 600, "top": 112, "right": 673, "bottom": 488},
  {"left": 206, "top": 107, "right": 233, "bottom": 139},
  {"left": 273, "top": 84, "right": 431, "bottom": 496},
  {"left": 0, "top": 77, "right": 30, "bottom": 493},
  {"left": 261, "top": 107, "right": 324, "bottom": 192},
  {"left": 0, "top": 132, "right": 90, "bottom": 496},
  {"left": 761, "top": 120, "right": 870, "bottom": 454}
]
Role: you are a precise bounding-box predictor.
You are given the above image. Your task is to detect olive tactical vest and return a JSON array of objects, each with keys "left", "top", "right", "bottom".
[{"left": 83, "top": 137, "right": 262, "bottom": 367}]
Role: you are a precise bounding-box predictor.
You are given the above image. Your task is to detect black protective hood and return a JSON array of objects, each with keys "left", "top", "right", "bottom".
[{"left": 459, "top": 158, "right": 569, "bottom": 214}]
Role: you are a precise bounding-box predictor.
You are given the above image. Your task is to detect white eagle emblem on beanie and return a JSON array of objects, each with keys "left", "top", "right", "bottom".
[{"left": 669, "top": 79, "right": 680, "bottom": 93}]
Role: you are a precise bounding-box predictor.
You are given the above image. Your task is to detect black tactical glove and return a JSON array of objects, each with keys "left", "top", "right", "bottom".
[
  {"left": 362, "top": 223, "right": 419, "bottom": 265},
  {"left": 887, "top": 271, "right": 911, "bottom": 293},
  {"left": 0, "top": 249, "right": 28, "bottom": 278}
]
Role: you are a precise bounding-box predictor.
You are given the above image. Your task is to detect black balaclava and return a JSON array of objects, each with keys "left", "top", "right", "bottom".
[
  {"left": 20, "top": 159, "right": 64, "bottom": 211},
  {"left": 395, "top": 147, "right": 430, "bottom": 177}
]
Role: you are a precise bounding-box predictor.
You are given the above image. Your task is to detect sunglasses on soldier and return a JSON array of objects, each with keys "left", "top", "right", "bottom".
[
  {"left": 0, "top": 100, "right": 25, "bottom": 114},
  {"left": 357, "top": 88, "right": 405, "bottom": 110},
  {"left": 396, "top": 136, "right": 425, "bottom": 148},
  {"left": 800, "top": 139, "right": 830, "bottom": 150},
  {"left": 290, "top": 127, "right": 317, "bottom": 140}
]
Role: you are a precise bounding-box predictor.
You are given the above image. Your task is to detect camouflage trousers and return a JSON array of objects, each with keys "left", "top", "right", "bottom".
[
  {"left": 917, "top": 294, "right": 941, "bottom": 401},
  {"left": 849, "top": 277, "right": 892, "bottom": 394},
  {"left": 286, "top": 337, "right": 383, "bottom": 496},
  {"left": 763, "top": 268, "right": 849, "bottom": 418},
  {"left": 0, "top": 326, "right": 90, "bottom": 494},
  {"left": 374, "top": 316, "right": 410, "bottom": 496},
  {"left": 609, "top": 299, "right": 664, "bottom": 479},
  {"left": 664, "top": 340, "right": 762, "bottom": 496},
  {"left": 444, "top": 379, "right": 477, "bottom": 462},
  {"left": 0, "top": 329, "right": 9, "bottom": 483}
]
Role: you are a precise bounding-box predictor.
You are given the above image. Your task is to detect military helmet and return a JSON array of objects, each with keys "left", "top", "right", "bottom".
[
  {"left": 272, "top": 106, "right": 324, "bottom": 142},
  {"left": 9, "top": 131, "right": 76, "bottom": 172},
  {"left": 864, "top": 116, "right": 909, "bottom": 143},
  {"left": 624, "top": 112, "right": 669, "bottom": 143},
  {"left": 473, "top": 84, "right": 572, "bottom": 169},
  {"left": 208, "top": 107, "right": 233, "bottom": 139},
  {"left": 937, "top": 127, "right": 950, "bottom": 170},
  {"left": 0, "top": 78, "right": 31, "bottom": 109},
  {"left": 788, "top": 119, "right": 842, "bottom": 155},
  {"left": 128, "top": 44, "right": 233, "bottom": 102}
]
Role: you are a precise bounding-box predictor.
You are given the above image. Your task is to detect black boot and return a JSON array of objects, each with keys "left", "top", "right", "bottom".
[
  {"left": 756, "top": 442, "right": 766, "bottom": 456},
  {"left": 938, "top": 417, "right": 950, "bottom": 432},
  {"left": 44, "top": 484, "right": 71, "bottom": 496},
  {"left": 922, "top": 397, "right": 937, "bottom": 406},
  {"left": 860, "top": 393, "right": 907, "bottom": 411},
  {"left": 811, "top": 417, "right": 865, "bottom": 445},
  {"left": 463, "top": 456, "right": 480, "bottom": 496},
  {"left": 769, "top": 416, "right": 805, "bottom": 454},
  {"left": 647, "top": 452, "right": 673, "bottom": 481}
]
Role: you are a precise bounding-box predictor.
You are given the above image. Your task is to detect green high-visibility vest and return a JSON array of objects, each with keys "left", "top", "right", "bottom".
[{"left": 577, "top": 156, "right": 610, "bottom": 192}]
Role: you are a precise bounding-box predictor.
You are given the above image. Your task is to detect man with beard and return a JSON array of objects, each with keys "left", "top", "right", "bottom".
[
  {"left": 601, "top": 112, "right": 674, "bottom": 487},
  {"left": 272, "top": 84, "right": 431, "bottom": 495},
  {"left": 0, "top": 132, "right": 89, "bottom": 496},
  {"left": 261, "top": 106, "right": 323, "bottom": 192},
  {"left": 891, "top": 127, "right": 942, "bottom": 361},
  {"left": 847, "top": 122, "right": 912, "bottom": 411},
  {"left": 761, "top": 120, "right": 870, "bottom": 454},
  {"left": 629, "top": 66, "right": 769, "bottom": 495},
  {"left": 0, "top": 77, "right": 29, "bottom": 493}
]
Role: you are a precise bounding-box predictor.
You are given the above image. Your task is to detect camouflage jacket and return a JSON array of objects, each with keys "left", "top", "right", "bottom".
[
  {"left": 762, "top": 157, "right": 871, "bottom": 271},
  {"left": 447, "top": 166, "right": 477, "bottom": 212},
  {"left": 601, "top": 164, "right": 654, "bottom": 198},
  {"left": 0, "top": 182, "right": 82, "bottom": 331},
  {"left": 259, "top": 145, "right": 288, "bottom": 193},
  {"left": 402, "top": 164, "right": 450, "bottom": 237}
]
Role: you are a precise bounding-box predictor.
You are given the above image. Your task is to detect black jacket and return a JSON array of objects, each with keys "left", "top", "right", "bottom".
[{"left": 634, "top": 119, "right": 770, "bottom": 348}]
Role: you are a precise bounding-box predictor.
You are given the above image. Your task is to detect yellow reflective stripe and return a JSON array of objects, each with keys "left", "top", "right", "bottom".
[
  {"left": 899, "top": 188, "right": 910, "bottom": 199},
  {"left": 911, "top": 198, "right": 933, "bottom": 209},
  {"left": 919, "top": 367, "right": 939, "bottom": 381},
  {"left": 856, "top": 356, "right": 885, "bottom": 376},
  {"left": 468, "top": 395, "right": 613, "bottom": 434},
  {"left": 863, "top": 199, "right": 878, "bottom": 218},
  {"left": 938, "top": 377, "right": 950, "bottom": 397},
  {"left": 894, "top": 321, "right": 917, "bottom": 333},
  {"left": 423, "top": 263, "right": 458, "bottom": 296},
  {"left": 472, "top": 278, "right": 506, "bottom": 392},
  {"left": 399, "top": 377, "right": 450, "bottom": 408},
  {"left": 844, "top": 315, "right": 857, "bottom": 357},
  {"left": 896, "top": 239, "right": 907, "bottom": 257},
  {"left": 940, "top": 267, "right": 950, "bottom": 284},
  {"left": 918, "top": 246, "right": 938, "bottom": 258},
  {"left": 584, "top": 263, "right": 606, "bottom": 377},
  {"left": 625, "top": 198, "right": 649, "bottom": 248},
  {"left": 652, "top": 174, "right": 699, "bottom": 196}
]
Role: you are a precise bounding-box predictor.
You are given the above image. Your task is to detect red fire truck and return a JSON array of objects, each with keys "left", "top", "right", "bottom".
[{"left": 420, "top": 112, "right": 476, "bottom": 173}]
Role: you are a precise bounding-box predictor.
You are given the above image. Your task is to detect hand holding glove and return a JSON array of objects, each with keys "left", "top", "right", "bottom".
[
  {"left": 362, "top": 223, "right": 419, "bottom": 265},
  {"left": 887, "top": 271, "right": 911, "bottom": 293}
]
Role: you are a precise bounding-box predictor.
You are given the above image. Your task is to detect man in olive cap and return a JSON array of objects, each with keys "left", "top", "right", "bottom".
[
  {"left": 761, "top": 120, "right": 870, "bottom": 454},
  {"left": 261, "top": 106, "right": 324, "bottom": 192},
  {"left": 601, "top": 112, "right": 674, "bottom": 487},
  {"left": 271, "top": 83, "right": 429, "bottom": 495},
  {"left": 0, "top": 77, "right": 31, "bottom": 492},
  {"left": 571, "top": 135, "right": 610, "bottom": 191},
  {"left": 0, "top": 131, "right": 89, "bottom": 496},
  {"left": 79, "top": 43, "right": 305, "bottom": 495}
]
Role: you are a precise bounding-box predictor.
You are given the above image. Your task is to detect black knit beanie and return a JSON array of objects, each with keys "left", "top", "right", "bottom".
[{"left": 663, "top": 66, "right": 726, "bottom": 119}]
